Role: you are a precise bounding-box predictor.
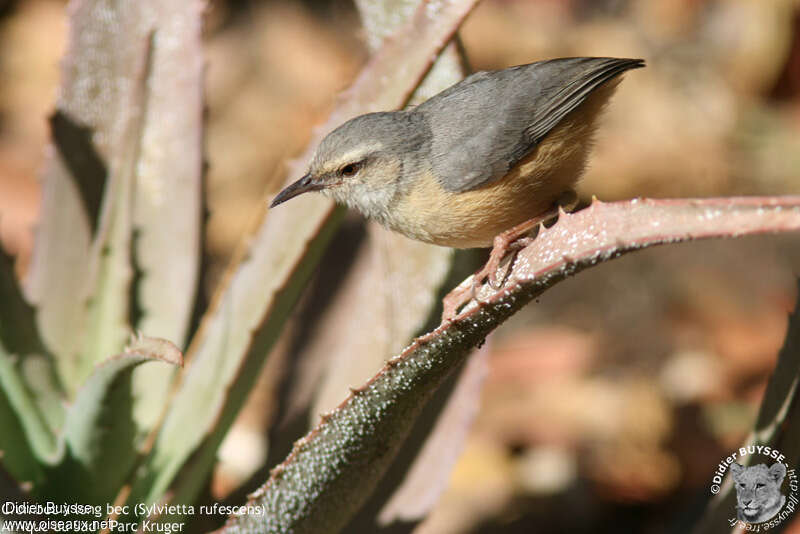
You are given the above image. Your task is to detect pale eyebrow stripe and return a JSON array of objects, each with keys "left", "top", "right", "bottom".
[{"left": 319, "top": 142, "right": 385, "bottom": 174}]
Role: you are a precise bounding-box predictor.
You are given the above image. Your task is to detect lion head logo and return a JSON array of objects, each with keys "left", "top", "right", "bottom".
[{"left": 731, "top": 462, "right": 787, "bottom": 523}]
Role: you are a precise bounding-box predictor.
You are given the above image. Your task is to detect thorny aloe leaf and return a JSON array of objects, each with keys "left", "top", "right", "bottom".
[
  {"left": 306, "top": 228, "right": 485, "bottom": 534},
  {"left": 373, "top": 341, "right": 490, "bottom": 528},
  {"left": 0, "top": 243, "right": 60, "bottom": 465},
  {"left": 26, "top": 0, "right": 200, "bottom": 398},
  {"left": 0, "top": 377, "right": 46, "bottom": 490},
  {"left": 25, "top": 0, "right": 126, "bottom": 392},
  {"left": 128, "top": 0, "right": 205, "bottom": 435},
  {"left": 691, "top": 279, "right": 800, "bottom": 534},
  {"left": 129, "top": 209, "right": 346, "bottom": 525},
  {"left": 0, "top": 235, "right": 50, "bottom": 362},
  {"left": 220, "top": 196, "right": 800, "bottom": 534},
  {"left": 0, "top": 349, "right": 59, "bottom": 468},
  {"left": 753, "top": 288, "right": 800, "bottom": 432},
  {"left": 79, "top": 32, "right": 152, "bottom": 392},
  {"left": 353, "top": 0, "right": 470, "bottom": 104},
  {"left": 42, "top": 335, "right": 182, "bottom": 505},
  {"left": 125, "top": 0, "right": 481, "bottom": 516},
  {"left": 0, "top": 239, "right": 64, "bottom": 437},
  {"left": 129, "top": 0, "right": 204, "bottom": 348}
]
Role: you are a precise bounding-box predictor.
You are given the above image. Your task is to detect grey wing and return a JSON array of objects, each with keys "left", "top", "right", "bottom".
[{"left": 421, "top": 57, "right": 644, "bottom": 193}]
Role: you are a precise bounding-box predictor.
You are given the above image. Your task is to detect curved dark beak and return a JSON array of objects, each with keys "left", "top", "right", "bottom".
[{"left": 270, "top": 173, "right": 324, "bottom": 208}]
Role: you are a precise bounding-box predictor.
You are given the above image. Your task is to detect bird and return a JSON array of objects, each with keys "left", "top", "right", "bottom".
[{"left": 271, "top": 57, "right": 645, "bottom": 318}]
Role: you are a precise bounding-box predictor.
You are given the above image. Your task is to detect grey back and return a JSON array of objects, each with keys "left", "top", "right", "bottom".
[{"left": 416, "top": 57, "right": 644, "bottom": 192}]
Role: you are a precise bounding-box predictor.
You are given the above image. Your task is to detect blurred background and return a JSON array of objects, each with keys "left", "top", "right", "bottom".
[{"left": 1, "top": 0, "right": 800, "bottom": 532}]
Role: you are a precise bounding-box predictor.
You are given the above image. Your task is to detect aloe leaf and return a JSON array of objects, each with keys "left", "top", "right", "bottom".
[
  {"left": 370, "top": 341, "right": 489, "bottom": 530},
  {"left": 0, "top": 349, "right": 58, "bottom": 468},
  {"left": 128, "top": 0, "right": 205, "bottom": 435},
  {"left": 303, "top": 228, "right": 484, "bottom": 532},
  {"left": 26, "top": 0, "right": 125, "bottom": 391},
  {"left": 0, "top": 240, "right": 59, "bottom": 488},
  {"left": 354, "top": 0, "right": 469, "bottom": 103},
  {"left": 168, "top": 34, "right": 470, "bottom": 534},
  {"left": 308, "top": 229, "right": 456, "bottom": 427},
  {"left": 219, "top": 196, "right": 800, "bottom": 534},
  {"left": 0, "top": 236, "right": 61, "bottom": 468},
  {"left": 0, "top": 238, "right": 64, "bottom": 435},
  {"left": 128, "top": 0, "right": 203, "bottom": 348},
  {"left": 26, "top": 127, "right": 94, "bottom": 395},
  {"left": 27, "top": 0, "right": 168, "bottom": 394},
  {"left": 126, "top": 207, "right": 345, "bottom": 512},
  {"left": 78, "top": 37, "right": 153, "bottom": 394},
  {"left": 0, "top": 382, "right": 45, "bottom": 492},
  {"left": 124, "top": 0, "right": 480, "bottom": 517},
  {"left": 42, "top": 335, "right": 182, "bottom": 505},
  {"left": 0, "top": 236, "right": 49, "bottom": 361}
]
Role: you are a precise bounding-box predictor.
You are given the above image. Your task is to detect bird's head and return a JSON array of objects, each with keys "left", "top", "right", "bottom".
[{"left": 270, "top": 111, "right": 428, "bottom": 221}]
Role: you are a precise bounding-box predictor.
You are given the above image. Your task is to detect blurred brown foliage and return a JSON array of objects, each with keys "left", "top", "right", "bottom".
[{"left": 2, "top": 0, "right": 800, "bottom": 532}]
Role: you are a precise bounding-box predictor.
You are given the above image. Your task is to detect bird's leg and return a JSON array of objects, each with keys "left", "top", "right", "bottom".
[
  {"left": 441, "top": 191, "right": 577, "bottom": 321},
  {"left": 441, "top": 277, "right": 474, "bottom": 321},
  {"left": 477, "top": 190, "right": 577, "bottom": 290},
  {"left": 441, "top": 218, "right": 547, "bottom": 321},
  {"left": 474, "top": 212, "right": 549, "bottom": 289}
]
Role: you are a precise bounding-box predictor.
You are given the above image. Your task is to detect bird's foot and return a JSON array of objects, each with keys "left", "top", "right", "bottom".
[
  {"left": 441, "top": 278, "right": 474, "bottom": 322},
  {"left": 440, "top": 234, "right": 533, "bottom": 322},
  {"left": 441, "top": 192, "right": 577, "bottom": 322}
]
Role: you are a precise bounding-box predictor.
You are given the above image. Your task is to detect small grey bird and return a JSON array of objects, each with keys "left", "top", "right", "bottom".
[{"left": 271, "top": 57, "right": 644, "bottom": 315}]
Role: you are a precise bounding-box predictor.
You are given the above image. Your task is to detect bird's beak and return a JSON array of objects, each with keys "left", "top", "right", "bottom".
[{"left": 270, "top": 173, "right": 324, "bottom": 208}]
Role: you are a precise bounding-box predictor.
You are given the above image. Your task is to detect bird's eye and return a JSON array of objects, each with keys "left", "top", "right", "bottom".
[{"left": 340, "top": 162, "right": 362, "bottom": 177}]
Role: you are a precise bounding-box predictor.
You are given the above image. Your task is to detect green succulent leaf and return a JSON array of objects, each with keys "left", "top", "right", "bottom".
[
  {"left": 0, "top": 382, "right": 46, "bottom": 492},
  {"left": 0, "top": 240, "right": 64, "bottom": 438},
  {"left": 42, "top": 335, "right": 182, "bottom": 505},
  {"left": 0, "top": 348, "right": 58, "bottom": 474}
]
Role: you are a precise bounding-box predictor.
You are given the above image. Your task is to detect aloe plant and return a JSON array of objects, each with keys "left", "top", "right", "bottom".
[
  {"left": 1, "top": 1, "right": 800, "bottom": 534},
  {"left": 1, "top": 0, "right": 482, "bottom": 528},
  {"left": 2, "top": 0, "right": 205, "bottom": 511}
]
